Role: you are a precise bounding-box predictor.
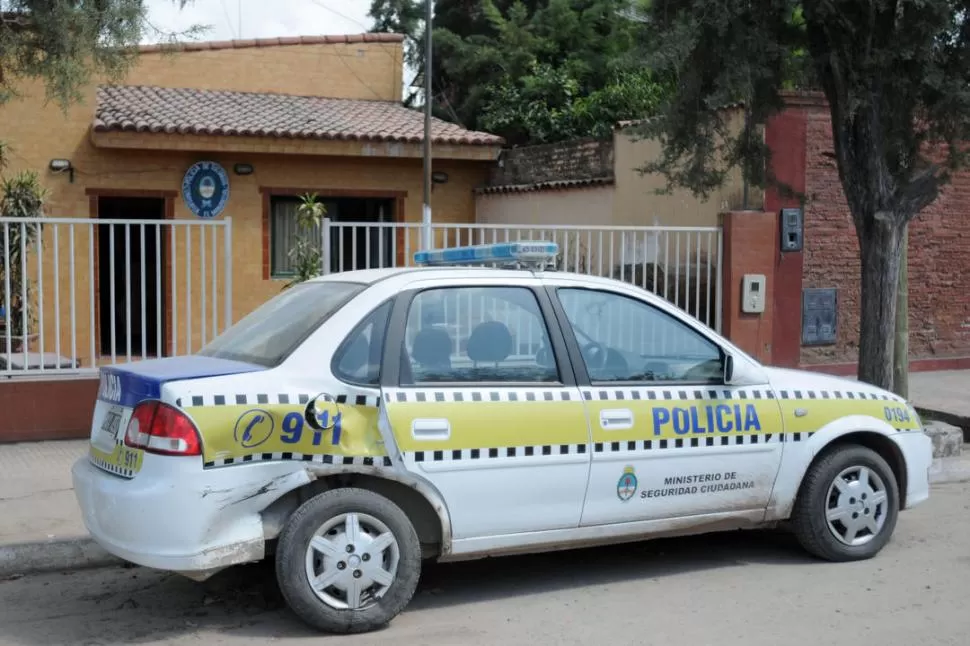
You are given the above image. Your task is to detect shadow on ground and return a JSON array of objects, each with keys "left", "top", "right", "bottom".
[{"left": 0, "top": 528, "right": 818, "bottom": 644}]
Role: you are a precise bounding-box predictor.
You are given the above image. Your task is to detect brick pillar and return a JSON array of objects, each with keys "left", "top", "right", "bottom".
[
  {"left": 766, "top": 93, "right": 817, "bottom": 367},
  {"left": 720, "top": 210, "right": 778, "bottom": 364}
]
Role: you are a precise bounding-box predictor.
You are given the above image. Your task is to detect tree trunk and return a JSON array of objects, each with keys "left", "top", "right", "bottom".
[
  {"left": 892, "top": 224, "right": 909, "bottom": 399},
  {"left": 856, "top": 216, "right": 903, "bottom": 389}
]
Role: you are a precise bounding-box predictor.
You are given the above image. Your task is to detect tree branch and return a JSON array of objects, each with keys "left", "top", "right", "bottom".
[{"left": 896, "top": 164, "right": 944, "bottom": 221}]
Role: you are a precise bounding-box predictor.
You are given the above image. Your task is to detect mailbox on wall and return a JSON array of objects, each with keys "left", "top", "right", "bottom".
[{"left": 781, "top": 207, "right": 803, "bottom": 252}]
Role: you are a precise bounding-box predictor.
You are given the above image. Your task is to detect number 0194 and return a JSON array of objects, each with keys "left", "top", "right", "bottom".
[{"left": 883, "top": 406, "right": 912, "bottom": 424}]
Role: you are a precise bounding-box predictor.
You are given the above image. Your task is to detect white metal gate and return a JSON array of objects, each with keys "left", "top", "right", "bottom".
[
  {"left": 321, "top": 220, "right": 723, "bottom": 332},
  {"left": 0, "top": 216, "right": 232, "bottom": 377}
]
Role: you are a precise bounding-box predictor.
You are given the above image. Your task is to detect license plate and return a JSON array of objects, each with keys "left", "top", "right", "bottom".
[
  {"left": 93, "top": 405, "right": 126, "bottom": 452},
  {"left": 102, "top": 408, "right": 122, "bottom": 438}
]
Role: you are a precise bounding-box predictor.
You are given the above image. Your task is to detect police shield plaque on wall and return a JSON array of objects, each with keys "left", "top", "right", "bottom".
[{"left": 182, "top": 161, "right": 230, "bottom": 219}]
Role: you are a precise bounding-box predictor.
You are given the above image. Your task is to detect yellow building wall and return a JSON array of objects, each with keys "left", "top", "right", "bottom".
[
  {"left": 612, "top": 109, "right": 764, "bottom": 227},
  {"left": 0, "top": 39, "right": 491, "bottom": 369},
  {"left": 472, "top": 108, "right": 762, "bottom": 231}
]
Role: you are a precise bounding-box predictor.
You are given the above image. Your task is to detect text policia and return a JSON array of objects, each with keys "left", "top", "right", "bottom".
[
  {"left": 652, "top": 402, "right": 761, "bottom": 436},
  {"left": 640, "top": 471, "right": 755, "bottom": 500}
]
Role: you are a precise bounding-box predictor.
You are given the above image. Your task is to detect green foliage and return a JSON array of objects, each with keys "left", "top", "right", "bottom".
[
  {"left": 634, "top": 0, "right": 970, "bottom": 217},
  {"left": 636, "top": 0, "right": 970, "bottom": 387},
  {"left": 480, "top": 64, "right": 666, "bottom": 145},
  {"left": 0, "top": 144, "right": 46, "bottom": 338},
  {"left": 0, "top": 1, "right": 205, "bottom": 109},
  {"left": 370, "top": 0, "right": 664, "bottom": 145},
  {"left": 283, "top": 194, "right": 326, "bottom": 291}
]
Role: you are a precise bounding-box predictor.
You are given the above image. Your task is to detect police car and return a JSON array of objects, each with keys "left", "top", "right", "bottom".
[{"left": 72, "top": 241, "right": 933, "bottom": 634}]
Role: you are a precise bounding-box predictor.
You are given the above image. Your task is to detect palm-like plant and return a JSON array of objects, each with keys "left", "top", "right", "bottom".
[
  {"left": 0, "top": 143, "right": 47, "bottom": 348},
  {"left": 283, "top": 193, "right": 326, "bottom": 290}
]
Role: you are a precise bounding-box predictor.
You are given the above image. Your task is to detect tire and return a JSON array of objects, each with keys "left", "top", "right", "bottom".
[
  {"left": 791, "top": 444, "right": 900, "bottom": 562},
  {"left": 275, "top": 487, "right": 422, "bottom": 634}
]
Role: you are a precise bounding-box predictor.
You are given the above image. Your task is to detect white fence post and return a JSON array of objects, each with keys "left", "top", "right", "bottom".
[
  {"left": 321, "top": 217, "right": 332, "bottom": 276},
  {"left": 223, "top": 217, "right": 232, "bottom": 333}
]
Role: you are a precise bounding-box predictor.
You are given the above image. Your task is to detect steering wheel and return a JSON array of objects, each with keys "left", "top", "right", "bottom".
[
  {"left": 535, "top": 345, "right": 553, "bottom": 368},
  {"left": 641, "top": 361, "right": 671, "bottom": 381},
  {"left": 683, "top": 358, "right": 723, "bottom": 382},
  {"left": 582, "top": 341, "right": 609, "bottom": 371}
]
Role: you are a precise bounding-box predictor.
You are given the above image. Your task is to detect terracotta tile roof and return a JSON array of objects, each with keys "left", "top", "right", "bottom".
[
  {"left": 477, "top": 177, "right": 614, "bottom": 194},
  {"left": 137, "top": 32, "right": 404, "bottom": 54},
  {"left": 93, "top": 85, "right": 504, "bottom": 147}
]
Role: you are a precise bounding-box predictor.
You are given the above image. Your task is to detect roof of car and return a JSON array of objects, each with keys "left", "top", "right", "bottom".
[{"left": 306, "top": 265, "right": 546, "bottom": 285}]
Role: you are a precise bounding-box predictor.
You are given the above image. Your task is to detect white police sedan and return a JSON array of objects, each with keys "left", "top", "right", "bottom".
[{"left": 73, "top": 241, "right": 933, "bottom": 634}]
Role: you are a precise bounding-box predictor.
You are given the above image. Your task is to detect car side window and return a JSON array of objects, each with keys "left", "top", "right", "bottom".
[
  {"left": 556, "top": 287, "right": 724, "bottom": 384},
  {"left": 332, "top": 300, "right": 392, "bottom": 386},
  {"left": 400, "top": 286, "right": 560, "bottom": 384}
]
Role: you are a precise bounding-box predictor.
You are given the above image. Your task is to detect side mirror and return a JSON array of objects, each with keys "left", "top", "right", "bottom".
[
  {"left": 305, "top": 393, "right": 341, "bottom": 431},
  {"left": 723, "top": 354, "right": 735, "bottom": 384}
]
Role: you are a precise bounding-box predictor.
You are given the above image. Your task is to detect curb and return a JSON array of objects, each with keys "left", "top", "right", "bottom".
[
  {"left": 929, "top": 455, "right": 970, "bottom": 486},
  {"left": 916, "top": 407, "right": 970, "bottom": 442},
  {"left": 0, "top": 537, "right": 123, "bottom": 579}
]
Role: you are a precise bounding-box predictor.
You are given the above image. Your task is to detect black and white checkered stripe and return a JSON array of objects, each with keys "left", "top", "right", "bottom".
[
  {"left": 775, "top": 389, "right": 901, "bottom": 402},
  {"left": 386, "top": 388, "right": 577, "bottom": 404},
  {"left": 583, "top": 388, "right": 776, "bottom": 401},
  {"left": 405, "top": 442, "right": 587, "bottom": 463},
  {"left": 89, "top": 445, "right": 136, "bottom": 478},
  {"left": 204, "top": 452, "right": 394, "bottom": 469},
  {"left": 582, "top": 387, "right": 904, "bottom": 403},
  {"left": 592, "top": 431, "right": 817, "bottom": 453},
  {"left": 178, "top": 392, "right": 381, "bottom": 408},
  {"left": 385, "top": 387, "right": 905, "bottom": 404}
]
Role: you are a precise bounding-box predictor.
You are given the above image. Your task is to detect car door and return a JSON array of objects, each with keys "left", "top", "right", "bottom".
[
  {"left": 543, "top": 279, "right": 785, "bottom": 527},
  {"left": 379, "top": 277, "right": 593, "bottom": 541}
]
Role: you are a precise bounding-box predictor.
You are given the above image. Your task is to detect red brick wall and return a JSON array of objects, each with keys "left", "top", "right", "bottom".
[
  {"left": 800, "top": 104, "right": 970, "bottom": 365},
  {"left": 0, "top": 378, "right": 98, "bottom": 442}
]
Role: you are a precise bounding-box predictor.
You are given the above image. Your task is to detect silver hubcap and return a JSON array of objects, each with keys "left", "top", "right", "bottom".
[
  {"left": 825, "top": 465, "right": 889, "bottom": 547},
  {"left": 304, "top": 512, "right": 400, "bottom": 610}
]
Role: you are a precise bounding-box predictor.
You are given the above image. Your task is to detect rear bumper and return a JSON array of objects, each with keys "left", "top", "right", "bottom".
[
  {"left": 896, "top": 431, "right": 933, "bottom": 509},
  {"left": 71, "top": 454, "right": 311, "bottom": 574}
]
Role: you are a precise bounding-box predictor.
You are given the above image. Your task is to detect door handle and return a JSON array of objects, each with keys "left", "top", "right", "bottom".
[
  {"left": 600, "top": 408, "right": 634, "bottom": 430},
  {"left": 412, "top": 418, "right": 451, "bottom": 440}
]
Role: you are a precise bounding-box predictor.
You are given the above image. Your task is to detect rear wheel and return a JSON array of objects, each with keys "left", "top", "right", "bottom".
[
  {"left": 791, "top": 445, "right": 899, "bottom": 562},
  {"left": 275, "top": 487, "right": 421, "bottom": 634}
]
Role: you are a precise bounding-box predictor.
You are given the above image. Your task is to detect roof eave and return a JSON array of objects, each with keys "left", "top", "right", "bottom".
[{"left": 89, "top": 128, "right": 503, "bottom": 161}]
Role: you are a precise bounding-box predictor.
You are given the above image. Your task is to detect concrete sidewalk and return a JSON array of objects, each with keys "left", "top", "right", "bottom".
[
  {"left": 909, "top": 370, "right": 970, "bottom": 431},
  {"left": 1, "top": 433, "right": 969, "bottom": 579},
  {"left": 0, "top": 440, "right": 123, "bottom": 577}
]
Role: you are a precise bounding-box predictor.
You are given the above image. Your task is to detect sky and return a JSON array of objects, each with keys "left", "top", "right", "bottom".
[{"left": 144, "top": 0, "right": 375, "bottom": 43}]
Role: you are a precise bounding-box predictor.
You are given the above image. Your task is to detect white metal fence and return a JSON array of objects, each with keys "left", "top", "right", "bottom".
[
  {"left": 0, "top": 216, "right": 232, "bottom": 377},
  {"left": 321, "top": 220, "right": 723, "bottom": 332}
]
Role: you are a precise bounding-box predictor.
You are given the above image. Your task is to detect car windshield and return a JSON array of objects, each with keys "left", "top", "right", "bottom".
[{"left": 198, "top": 281, "right": 365, "bottom": 367}]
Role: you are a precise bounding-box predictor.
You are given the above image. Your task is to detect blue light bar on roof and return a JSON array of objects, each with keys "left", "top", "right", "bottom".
[{"left": 413, "top": 241, "right": 559, "bottom": 267}]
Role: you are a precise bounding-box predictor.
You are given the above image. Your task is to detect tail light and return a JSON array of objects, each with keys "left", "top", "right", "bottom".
[{"left": 124, "top": 401, "right": 202, "bottom": 456}]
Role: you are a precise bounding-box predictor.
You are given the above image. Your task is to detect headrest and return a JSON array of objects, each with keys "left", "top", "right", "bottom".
[
  {"left": 467, "top": 321, "right": 513, "bottom": 364},
  {"left": 411, "top": 327, "right": 453, "bottom": 368}
]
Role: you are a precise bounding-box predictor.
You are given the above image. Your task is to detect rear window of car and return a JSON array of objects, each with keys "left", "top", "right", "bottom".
[{"left": 198, "top": 281, "right": 365, "bottom": 367}]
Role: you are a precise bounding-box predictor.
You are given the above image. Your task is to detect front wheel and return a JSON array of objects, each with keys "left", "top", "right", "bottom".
[
  {"left": 790, "top": 445, "right": 899, "bottom": 562},
  {"left": 275, "top": 487, "right": 422, "bottom": 634}
]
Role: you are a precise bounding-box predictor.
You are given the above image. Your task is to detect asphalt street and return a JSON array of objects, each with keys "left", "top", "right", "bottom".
[{"left": 2, "top": 482, "right": 968, "bottom": 646}]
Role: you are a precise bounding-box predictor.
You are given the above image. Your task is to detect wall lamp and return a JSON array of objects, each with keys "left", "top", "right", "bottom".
[
  {"left": 431, "top": 171, "right": 449, "bottom": 184},
  {"left": 233, "top": 163, "right": 254, "bottom": 176},
  {"left": 49, "top": 158, "right": 74, "bottom": 183}
]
